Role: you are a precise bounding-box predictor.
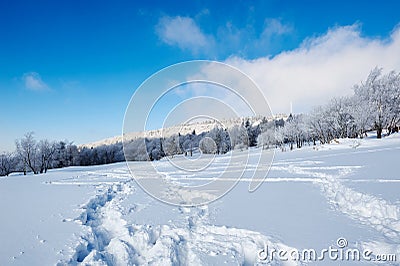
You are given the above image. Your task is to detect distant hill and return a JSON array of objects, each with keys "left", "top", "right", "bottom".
[{"left": 80, "top": 114, "right": 288, "bottom": 149}]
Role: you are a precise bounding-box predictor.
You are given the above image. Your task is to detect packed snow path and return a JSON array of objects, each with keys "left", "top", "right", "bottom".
[{"left": 58, "top": 168, "right": 299, "bottom": 266}]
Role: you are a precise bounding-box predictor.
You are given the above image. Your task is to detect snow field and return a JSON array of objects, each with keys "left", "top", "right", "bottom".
[{"left": 1, "top": 133, "right": 400, "bottom": 265}]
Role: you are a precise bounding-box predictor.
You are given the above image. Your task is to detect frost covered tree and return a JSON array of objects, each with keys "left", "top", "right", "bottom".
[
  {"left": 15, "top": 132, "right": 40, "bottom": 174},
  {"left": 37, "top": 139, "right": 56, "bottom": 173},
  {"left": 383, "top": 70, "right": 400, "bottom": 134},
  {"left": 218, "top": 129, "right": 231, "bottom": 154},
  {"left": 163, "top": 135, "right": 181, "bottom": 158},
  {"left": 278, "top": 115, "right": 307, "bottom": 150},
  {"left": 327, "top": 97, "right": 355, "bottom": 138},
  {"left": 15, "top": 133, "right": 61, "bottom": 173},
  {"left": 275, "top": 126, "right": 285, "bottom": 150},
  {"left": 348, "top": 95, "right": 372, "bottom": 138},
  {"left": 199, "top": 137, "right": 217, "bottom": 154},
  {"left": 306, "top": 106, "right": 331, "bottom": 144},
  {"left": 96, "top": 143, "right": 124, "bottom": 164},
  {"left": 0, "top": 152, "right": 16, "bottom": 176},
  {"left": 206, "top": 127, "right": 231, "bottom": 154},
  {"left": 244, "top": 119, "right": 260, "bottom": 147},
  {"left": 181, "top": 132, "right": 198, "bottom": 156},
  {"left": 258, "top": 119, "right": 277, "bottom": 149},
  {"left": 53, "top": 141, "right": 80, "bottom": 167},
  {"left": 353, "top": 68, "right": 400, "bottom": 138},
  {"left": 207, "top": 127, "right": 222, "bottom": 154},
  {"left": 257, "top": 130, "right": 275, "bottom": 149},
  {"left": 146, "top": 138, "right": 164, "bottom": 161},
  {"left": 228, "top": 125, "right": 249, "bottom": 150},
  {"left": 124, "top": 138, "right": 149, "bottom": 161}
]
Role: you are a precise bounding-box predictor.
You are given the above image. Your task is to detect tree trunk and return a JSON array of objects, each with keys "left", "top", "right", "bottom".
[{"left": 377, "top": 127, "right": 382, "bottom": 139}]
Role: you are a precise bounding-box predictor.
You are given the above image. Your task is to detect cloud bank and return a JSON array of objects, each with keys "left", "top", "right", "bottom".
[
  {"left": 156, "top": 15, "right": 400, "bottom": 115},
  {"left": 227, "top": 24, "right": 400, "bottom": 114}
]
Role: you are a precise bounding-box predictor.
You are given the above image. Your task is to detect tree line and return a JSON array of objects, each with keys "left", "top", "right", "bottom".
[
  {"left": 0, "top": 132, "right": 125, "bottom": 176},
  {"left": 123, "top": 120, "right": 261, "bottom": 161},
  {"left": 1, "top": 67, "right": 399, "bottom": 176},
  {"left": 257, "top": 67, "right": 400, "bottom": 150}
]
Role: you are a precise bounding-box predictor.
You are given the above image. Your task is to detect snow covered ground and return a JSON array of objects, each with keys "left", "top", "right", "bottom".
[{"left": 1, "top": 133, "right": 399, "bottom": 265}]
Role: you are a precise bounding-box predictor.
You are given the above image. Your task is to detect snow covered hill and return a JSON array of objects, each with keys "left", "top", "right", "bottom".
[
  {"left": 1, "top": 133, "right": 399, "bottom": 265},
  {"left": 80, "top": 114, "right": 288, "bottom": 149}
]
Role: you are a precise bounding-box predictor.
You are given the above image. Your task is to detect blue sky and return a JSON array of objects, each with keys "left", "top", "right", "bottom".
[{"left": 1, "top": 0, "right": 400, "bottom": 151}]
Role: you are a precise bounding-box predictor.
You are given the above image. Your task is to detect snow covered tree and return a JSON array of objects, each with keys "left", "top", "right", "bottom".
[
  {"left": 327, "top": 97, "right": 355, "bottom": 138},
  {"left": 257, "top": 118, "right": 277, "bottom": 149},
  {"left": 257, "top": 130, "right": 275, "bottom": 149},
  {"left": 348, "top": 95, "right": 373, "bottom": 138},
  {"left": 206, "top": 127, "right": 231, "bottom": 154},
  {"left": 163, "top": 134, "right": 181, "bottom": 158},
  {"left": 0, "top": 152, "right": 16, "bottom": 176},
  {"left": 218, "top": 129, "right": 231, "bottom": 154},
  {"left": 199, "top": 137, "right": 217, "bottom": 154},
  {"left": 383, "top": 70, "right": 400, "bottom": 134},
  {"left": 353, "top": 68, "right": 400, "bottom": 138},
  {"left": 244, "top": 119, "right": 260, "bottom": 147},
  {"left": 124, "top": 138, "right": 149, "bottom": 161},
  {"left": 228, "top": 125, "right": 249, "bottom": 150},
  {"left": 15, "top": 132, "right": 40, "bottom": 174},
  {"left": 95, "top": 143, "right": 124, "bottom": 164},
  {"left": 281, "top": 117, "right": 306, "bottom": 150},
  {"left": 37, "top": 139, "right": 56, "bottom": 173},
  {"left": 145, "top": 138, "right": 164, "bottom": 161},
  {"left": 53, "top": 141, "right": 67, "bottom": 168},
  {"left": 306, "top": 106, "right": 331, "bottom": 144},
  {"left": 181, "top": 132, "right": 197, "bottom": 156}
]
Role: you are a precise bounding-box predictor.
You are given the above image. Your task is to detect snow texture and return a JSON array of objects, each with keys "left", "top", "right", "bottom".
[{"left": 1, "top": 133, "right": 400, "bottom": 265}]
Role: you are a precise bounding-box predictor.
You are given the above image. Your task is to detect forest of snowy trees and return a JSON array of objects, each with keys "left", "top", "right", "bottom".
[
  {"left": 258, "top": 67, "right": 400, "bottom": 150},
  {"left": 123, "top": 67, "right": 400, "bottom": 159},
  {"left": 124, "top": 122, "right": 256, "bottom": 161},
  {"left": 1, "top": 67, "right": 399, "bottom": 176}
]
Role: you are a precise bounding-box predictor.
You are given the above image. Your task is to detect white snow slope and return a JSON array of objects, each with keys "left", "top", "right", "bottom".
[{"left": 1, "top": 133, "right": 399, "bottom": 265}]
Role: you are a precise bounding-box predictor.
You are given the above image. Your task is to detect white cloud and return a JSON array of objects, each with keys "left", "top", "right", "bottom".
[
  {"left": 225, "top": 24, "right": 400, "bottom": 114},
  {"left": 156, "top": 20, "right": 400, "bottom": 117},
  {"left": 22, "top": 72, "right": 49, "bottom": 91},
  {"left": 261, "top": 18, "right": 293, "bottom": 37},
  {"left": 214, "top": 18, "right": 293, "bottom": 57},
  {"left": 156, "top": 16, "right": 213, "bottom": 54},
  {"left": 252, "top": 18, "right": 294, "bottom": 57},
  {"left": 156, "top": 15, "right": 293, "bottom": 57}
]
